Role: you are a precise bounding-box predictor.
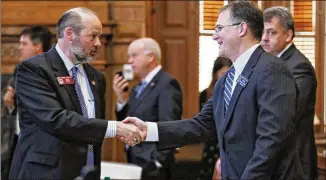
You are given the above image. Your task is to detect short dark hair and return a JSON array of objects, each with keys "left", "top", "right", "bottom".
[
  {"left": 220, "top": 1, "right": 264, "bottom": 41},
  {"left": 264, "top": 6, "right": 295, "bottom": 39},
  {"left": 212, "top": 57, "right": 232, "bottom": 79},
  {"left": 20, "top": 25, "right": 52, "bottom": 52},
  {"left": 56, "top": 7, "right": 97, "bottom": 39}
]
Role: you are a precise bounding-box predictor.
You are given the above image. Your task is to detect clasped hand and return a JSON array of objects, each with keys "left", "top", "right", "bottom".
[{"left": 116, "top": 117, "right": 147, "bottom": 146}]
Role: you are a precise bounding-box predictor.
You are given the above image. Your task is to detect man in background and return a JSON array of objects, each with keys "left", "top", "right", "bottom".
[
  {"left": 1, "top": 25, "right": 52, "bottom": 180},
  {"left": 261, "top": 6, "right": 318, "bottom": 180},
  {"left": 113, "top": 37, "right": 183, "bottom": 180}
]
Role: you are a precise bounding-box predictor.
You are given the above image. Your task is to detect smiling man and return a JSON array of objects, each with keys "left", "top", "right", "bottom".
[{"left": 122, "top": 1, "right": 304, "bottom": 180}]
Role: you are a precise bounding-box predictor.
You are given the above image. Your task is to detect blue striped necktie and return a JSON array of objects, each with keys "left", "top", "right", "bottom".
[
  {"left": 71, "top": 66, "right": 94, "bottom": 167},
  {"left": 224, "top": 66, "right": 235, "bottom": 113}
]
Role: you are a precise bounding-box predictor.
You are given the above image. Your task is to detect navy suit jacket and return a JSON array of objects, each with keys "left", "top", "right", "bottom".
[
  {"left": 281, "top": 44, "right": 318, "bottom": 180},
  {"left": 116, "top": 69, "right": 182, "bottom": 172},
  {"left": 156, "top": 46, "right": 303, "bottom": 180},
  {"left": 9, "top": 47, "right": 108, "bottom": 180}
]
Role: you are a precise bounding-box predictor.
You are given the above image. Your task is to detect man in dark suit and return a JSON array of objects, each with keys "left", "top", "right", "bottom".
[
  {"left": 113, "top": 38, "right": 183, "bottom": 180},
  {"left": 122, "top": 2, "right": 303, "bottom": 180},
  {"left": 261, "top": 6, "right": 318, "bottom": 180},
  {"left": 9, "top": 7, "right": 141, "bottom": 180},
  {"left": 1, "top": 25, "right": 52, "bottom": 180}
]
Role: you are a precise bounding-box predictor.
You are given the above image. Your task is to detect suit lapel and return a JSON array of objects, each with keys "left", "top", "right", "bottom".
[
  {"left": 129, "top": 69, "right": 163, "bottom": 115},
  {"left": 280, "top": 44, "right": 296, "bottom": 61},
  {"left": 83, "top": 64, "right": 101, "bottom": 118},
  {"left": 48, "top": 48, "right": 82, "bottom": 114},
  {"left": 221, "top": 46, "right": 264, "bottom": 135},
  {"left": 215, "top": 76, "right": 227, "bottom": 134}
]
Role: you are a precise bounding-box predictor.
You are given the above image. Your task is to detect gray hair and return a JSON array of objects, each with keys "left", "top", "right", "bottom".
[
  {"left": 264, "top": 6, "right": 295, "bottom": 38},
  {"left": 56, "top": 7, "right": 97, "bottom": 38},
  {"left": 133, "top": 38, "right": 162, "bottom": 62}
]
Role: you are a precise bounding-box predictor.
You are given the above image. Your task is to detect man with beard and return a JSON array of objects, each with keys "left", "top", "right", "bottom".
[
  {"left": 122, "top": 1, "right": 303, "bottom": 180},
  {"left": 9, "top": 7, "right": 142, "bottom": 180},
  {"left": 261, "top": 7, "right": 318, "bottom": 180}
]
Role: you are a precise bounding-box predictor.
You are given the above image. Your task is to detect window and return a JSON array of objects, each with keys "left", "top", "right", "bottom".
[
  {"left": 291, "top": 0, "right": 316, "bottom": 67},
  {"left": 199, "top": 1, "right": 225, "bottom": 92}
]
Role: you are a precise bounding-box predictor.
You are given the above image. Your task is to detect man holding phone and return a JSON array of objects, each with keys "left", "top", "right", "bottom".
[{"left": 113, "top": 38, "right": 183, "bottom": 180}]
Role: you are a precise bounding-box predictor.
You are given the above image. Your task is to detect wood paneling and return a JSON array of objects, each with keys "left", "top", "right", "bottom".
[
  {"left": 315, "top": 1, "right": 325, "bottom": 127},
  {"left": 148, "top": 1, "right": 199, "bottom": 118},
  {"left": 1, "top": 1, "right": 110, "bottom": 25}
]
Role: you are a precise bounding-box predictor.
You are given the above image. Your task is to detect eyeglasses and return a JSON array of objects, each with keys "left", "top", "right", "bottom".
[{"left": 214, "top": 23, "right": 241, "bottom": 33}]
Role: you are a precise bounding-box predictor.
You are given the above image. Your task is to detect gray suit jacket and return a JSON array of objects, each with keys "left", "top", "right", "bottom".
[
  {"left": 9, "top": 47, "right": 108, "bottom": 180},
  {"left": 116, "top": 69, "right": 182, "bottom": 173},
  {"left": 155, "top": 46, "right": 303, "bottom": 180},
  {"left": 281, "top": 44, "right": 318, "bottom": 180}
]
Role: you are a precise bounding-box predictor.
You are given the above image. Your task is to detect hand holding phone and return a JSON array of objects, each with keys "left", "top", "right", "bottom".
[{"left": 115, "top": 71, "right": 129, "bottom": 92}]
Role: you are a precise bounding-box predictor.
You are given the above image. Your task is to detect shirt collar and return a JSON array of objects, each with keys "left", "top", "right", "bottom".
[
  {"left": 142, "top": 65, "right": 162, "bottom": 84},
  {"left": 277, "top": 42, "right": 293, "bottom": 58},
  {"left": 233, "top": 44, "right": 260, "bottom": 74},
  {"left": 55, "top": 44, "right": 84, "bottom": 76}
]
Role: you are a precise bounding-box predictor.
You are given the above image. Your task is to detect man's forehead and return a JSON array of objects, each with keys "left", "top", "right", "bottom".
[
  {"left": 20, "top": 35, "right": 32, "bottom": 42},
  {"left": 215, "top": 10, "right": 229, "bottom": 25}
]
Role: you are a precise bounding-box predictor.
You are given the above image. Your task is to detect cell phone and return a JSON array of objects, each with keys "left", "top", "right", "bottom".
[{"left": 115, "top": 71, "right": 129, "bottom": 92}]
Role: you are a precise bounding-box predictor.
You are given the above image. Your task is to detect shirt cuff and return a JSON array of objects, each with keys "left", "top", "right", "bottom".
[
  {"left": 116, "top": 101, "right": 127, "bottom": 112},
  {"left": 145, "top": 122, "right": 159, "bottom": 142},
  {"left": 105, "top": 121, "right": 117, "bottom": 138}
]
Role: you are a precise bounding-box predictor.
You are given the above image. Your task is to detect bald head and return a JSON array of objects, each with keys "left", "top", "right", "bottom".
[
  {"left": 56, "top": 7, "right": 99, "bottom": 39},
  {"left": 129, "top": 38, "right": 162, "bottom": 62}
]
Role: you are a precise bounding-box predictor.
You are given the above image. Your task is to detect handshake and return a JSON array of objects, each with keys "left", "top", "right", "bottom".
[{"left": 116, "top": 117, "right": 148, "bottom": 146}]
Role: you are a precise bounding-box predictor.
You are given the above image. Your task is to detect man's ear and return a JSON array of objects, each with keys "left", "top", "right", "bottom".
[
  {"left": 285, "top": 29, "right": 294, "bottom": 43},
  {"left": 35, "top": 43, "right": 43, "bottom": 54},
  {"left": 239, "top": 23, "right": 247, "bottom": 37},
  {"left": 64, "top": 27, "right": 74, "bottom": 41}
]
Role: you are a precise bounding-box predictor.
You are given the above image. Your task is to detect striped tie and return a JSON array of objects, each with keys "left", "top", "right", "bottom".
[
  {"left": 224, "top": 66, "right": 235, "bottom": 113},
  {"left": 71, "top": 66, "right": 94, "bottom": 167}
]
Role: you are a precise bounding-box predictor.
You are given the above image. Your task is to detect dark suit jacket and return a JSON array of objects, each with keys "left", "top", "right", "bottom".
[
  {"left": 155, "top": 46, "right": 303, "bottom": 180},
  {"left": 116, "top": 69, "right": 182, "bottom": 174},
  {"left": 280, "top": 44, "right": 318, "bottom": 180},
  {"left": 9, "top": 47, "right": 108, "bottom": 180}
]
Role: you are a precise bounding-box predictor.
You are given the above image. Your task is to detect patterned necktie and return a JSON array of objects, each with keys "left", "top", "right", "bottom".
[
  {"left": 136, "top": 81, "right": 147, "bottom": 98},
  {"left": 71, "top": 66, "right": 94, "bottom": 166},
  {"left": 224, "top": 66, "right": 235, "bottom": 114}
]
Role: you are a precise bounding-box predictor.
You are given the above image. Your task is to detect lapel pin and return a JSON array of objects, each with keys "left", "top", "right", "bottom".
[
  {"left": 236, "top": 74, "right": 248, "bottom": 88},
  {"left": 91, "top": 80, "right": 96, "bottom": 86},
  {"left": 150, "top": 82, "right": 155, "bottom": 87},
  {"left": 57, "top": 76, "right": 74, "bottom": 85}
]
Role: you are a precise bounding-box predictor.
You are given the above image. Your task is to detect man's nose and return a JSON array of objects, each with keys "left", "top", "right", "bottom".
[{"left": 94, "top": 36, "right": 101, "bottom": 48}]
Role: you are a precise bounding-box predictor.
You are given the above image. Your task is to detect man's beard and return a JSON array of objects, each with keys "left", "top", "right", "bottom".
[{"left": 70, "top": 37, "right": 94, "bottom": 64}]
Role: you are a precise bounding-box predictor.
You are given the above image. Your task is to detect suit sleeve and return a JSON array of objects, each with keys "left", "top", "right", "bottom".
[
  {"left": 291, "top": 61, "right": 317, "bottom": 120},
  {"left": 157, "top": 94, "right": 216, "bottom": 150},
  {"left": 240, "top": 60, "right": 297, "bottom": 179},
  {"left": 15, "top": 61, "right": 108, "bottom": 145}
]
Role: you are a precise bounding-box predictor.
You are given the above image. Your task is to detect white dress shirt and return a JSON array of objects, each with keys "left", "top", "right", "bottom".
[
  {"left": 277, "top": 43, "right": 293, "bottom": 58},
  {"left": 145, "top": 44, "right": 261, "bottom": 142},
  {"left": 56, "top": 45, "right": 116, "bottom": 138}
]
